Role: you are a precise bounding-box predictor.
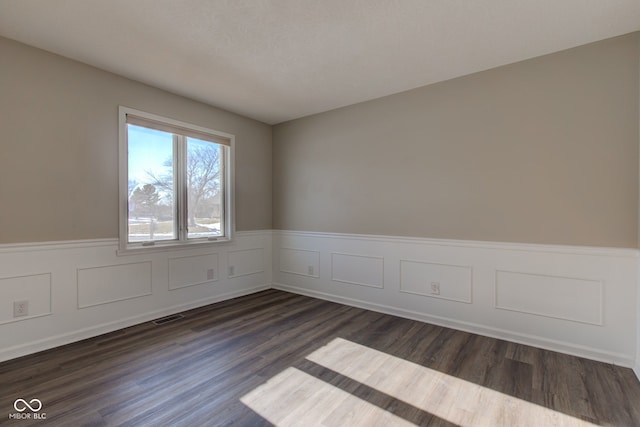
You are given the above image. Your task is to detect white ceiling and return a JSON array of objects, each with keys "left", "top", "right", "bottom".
[{"left": 1, "top": 1, "right": 639, "bottom": 124}]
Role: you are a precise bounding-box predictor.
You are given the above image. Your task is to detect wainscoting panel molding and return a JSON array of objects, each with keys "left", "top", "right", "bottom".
[
  {"left": 0, "top": 273, "right": 52, "bottom": 324},
  {"left": 331, "top": 253, "right": 384, "bottom": 289},
  {"left": 77, "top": 262, "right": 152, "bottom": 308},
  {"left": 169, "top": 253, "right": 219, "bottom": 290},
  {"left": 273, "top": 230, "right": 639, "bottom": 368},
  {"left": 1, "top": 229, "right": 638, "bottom": 381},
  {"left": 228, "top": 248, "right": 264, "bottom": 278},
  {"left": 495, "top": 270, "right": 602, "bottom": 325},
  {"left": 400, "top": 260, "right": 472, "bottom": 303},
  {"left": 280, "top": 248, "right": 320, "bottom": 278},
  {"left": 0, "top": 231, "right": 272, "bottom": 363}
]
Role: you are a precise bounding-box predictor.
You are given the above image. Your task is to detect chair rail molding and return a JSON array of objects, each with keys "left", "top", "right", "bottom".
[
  {"left": 272, "top": 230, "right": 639, "bottom": 369},
  {"left": 0, "top": 231, "right": 272, "bottom": 362}
]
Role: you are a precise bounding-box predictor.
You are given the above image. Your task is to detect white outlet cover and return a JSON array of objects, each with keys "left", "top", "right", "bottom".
[
  {"left": 13, "top": 300, "right": 29, "bottom": 317},
  {"left": 430, "top": 282, "right": 441, "bottom": 295}
]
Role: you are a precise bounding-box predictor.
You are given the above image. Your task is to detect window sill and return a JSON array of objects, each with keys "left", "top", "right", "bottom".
[{"left": 117, "top": 237, "right": 232, "bottom": 256}]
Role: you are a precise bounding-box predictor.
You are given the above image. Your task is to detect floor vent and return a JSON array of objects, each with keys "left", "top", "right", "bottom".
[{"left": 152, "top": 314, "right": 185, "bottom": 325}]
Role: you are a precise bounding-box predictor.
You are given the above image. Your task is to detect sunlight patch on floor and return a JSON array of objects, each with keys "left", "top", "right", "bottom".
[
  {"left": 241, "top": 366, "right": 415, "bottom": 426},
  {"left": 241, "top": 338, "right": 598, "bottom": 426}
]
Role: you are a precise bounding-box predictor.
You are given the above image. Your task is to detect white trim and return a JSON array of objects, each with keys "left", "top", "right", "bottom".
[
  {"left": 0, "top": 230, "right": 272, "bottom": 363},
  {"left": 275, "top": 230, "right": 640, "bottom": 258},
  {"left": 0, "top": 312, "right": 52, "bottom": 326},
  {"left": 234, "top": 229, "right": 272, "bottom": 237},
  {"left": 118, "top": 105, "right": 236, "bottom": 254},
  {"left": 0, "top": 230, "right": 630, "bottom": 257},
  {"left": 330, "top": 278, "right": 383, "bottom": 289},
  {"left": 279, "top": 247, "right": 321, "bottom": 278},
  {"left": 76, "top": 261, "right": 153, "bottom": 309},
  {"left": 494, "top": 270, "right": 604, "bottom": 326},
  {"left": 228, "top": 270, "right": 264, "bottom": 279},
  {"left": 0, "top": 230, "right": 270, "bottom": 253},
  {"left": 398, "top": 288, "right": 472, "bottom": 304},
  {"left": 168, "top": 278, "right": 219, "bottom": 291},
  {"left": 330, "top": 252, "right": 385, "bottom": 289},
  {"left": 0, "top": 273, "right": 53, "bottom": 325},
  {"left": 118, "top": 105, "right": 129, "bottom": 253},
  {"left": 273, "top": 229, "right": 638, "bottom": 369},
  {"left": 399, "top": 259, "right": 473, "bottom": 304},
  {"left": 0, "top": 238, "right": 118, "bottom": 253},
  {"left": 272, "top": 282, "right": 635, "bottom": 367},
  {"left": 0, "top": 229, "right": 636, "bottom": 374},
  {"left": 0, "top": 273, "right": 52, "bottom": 325},
  {"left": 227, "top": 248, "right": 265, "bottom": 279},
  {"left": 168, "top": 253, "right": 220, "bottom": 291},
  {"left": 636, "top": 39, "right": 640, "bottom": 383},
  {"left": 0, "top": 284, "right": 270, "bottom": 363},
  {"left": 116, "top": 238, "right": 234, "bottom": 256}
]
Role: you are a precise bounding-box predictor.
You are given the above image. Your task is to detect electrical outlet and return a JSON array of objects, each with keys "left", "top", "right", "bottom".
[
  {"left": 228, "top": 265, "right": 235, "bottom": 276},
  {"left": 207, "top": 268, "right": 215, "bottom": 280},
  {"left": 308, "top": 266, "right": 314, "bottom": 276},
  {"left": 430, "top": 282, "right": 441, "bottom": 295},
  {"left": 14, "top": 300, "right": 29, "bottom": 317}
]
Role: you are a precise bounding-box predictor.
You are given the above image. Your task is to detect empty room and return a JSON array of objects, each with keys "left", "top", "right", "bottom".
[{"left": 1, "top": 1, "right": 640, "bottom": 426}]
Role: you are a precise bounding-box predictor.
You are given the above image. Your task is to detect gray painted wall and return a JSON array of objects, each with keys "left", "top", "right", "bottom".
[
  {"left": 0, "top": 37, "right": 272, "bottom": 243},
  {"left": 2, "top": 32, "right": 640, "bottom": 248},
  {"left": 273, "top": 33, "right": 640, "bottom": 248}
]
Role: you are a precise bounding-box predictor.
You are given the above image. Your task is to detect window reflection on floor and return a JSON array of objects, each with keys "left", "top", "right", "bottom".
[{"left": 241, "top": 338, "right": 597, "bottom": 427}]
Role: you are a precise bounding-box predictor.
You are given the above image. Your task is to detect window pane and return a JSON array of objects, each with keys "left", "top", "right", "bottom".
[
  {"left": 186, "top": 137, "right": 223, "bottom": 239},
  {"left": 127, "top": 125, "right": 176, "bottom": 242}
]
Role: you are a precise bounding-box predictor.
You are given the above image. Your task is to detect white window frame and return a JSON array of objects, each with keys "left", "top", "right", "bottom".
[{"left": 118, "top": 106, "right": 234, "bottom": 254}]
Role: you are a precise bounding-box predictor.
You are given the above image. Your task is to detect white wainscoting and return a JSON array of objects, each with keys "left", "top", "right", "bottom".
[
  {"left": 77, "top": 262, "right": 152, "bottom": 308},
  {"left": 331, "top": 253, "right": 384, "bottom": 289},
  {"left": 0, "top": 230, "right": 272, "bottom": 362},
  {"left": 495, "top": 270, "right": 602, "bottom": 326},
  {"left": 1, "top": 228, "right": 639, "bottom": 380},
  {"left": 400, "top": 260, "right": 472, "bottom": 303},
  {"left": 272, "top": 230, "right": 639, "bottom": 368},
  {"left": 228, "top": 248, "right": 264, "bottom": 278},
  {"left": 168, "top": 253, "right": 219, "bottom": 290},
  {"left": 636, "top": 262, "right": 640, "bottom": 380},
  {"left": 0, "top": 273, "right": 52, "bottom": 324},
  {"left": 280, "top": 248, "right": 320, "bottom": 277}
]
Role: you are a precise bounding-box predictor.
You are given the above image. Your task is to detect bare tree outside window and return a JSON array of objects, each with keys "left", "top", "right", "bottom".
[
  {"left": 129, "top": 184, "right": 161, "bottom": 239},
  {"left": 121, "top": 107, "right": 232, "bottom": 250},
  {"left": 144, "top": 138, "right": 223, "bottom": 237},
  {"left": 126, "top": 125, "right": 175, "bottom": 242},
  {"left": 187, "top": 139, "right": 222, "bottom": 236}
]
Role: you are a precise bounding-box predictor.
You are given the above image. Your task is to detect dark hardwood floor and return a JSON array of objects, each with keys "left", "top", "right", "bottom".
[{"left": 1, "top": 289, "right": 639, "bottom": 426}]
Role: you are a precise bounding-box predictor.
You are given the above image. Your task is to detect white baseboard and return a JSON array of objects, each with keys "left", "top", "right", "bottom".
[
  {"left": 272, "top": 230, "right": 638, "bottom": 369},
  {"left": 272, "top": 282, "right": 634, "bottom": 367},
  {"left": 1, "top": 228, "right": 638, "bottom": 377},
  {"left": 0, "top": 284, "right": 269, "bottom": 363},
  {"left": 0, "top": 230, "right": 273, "bottom": 363}
]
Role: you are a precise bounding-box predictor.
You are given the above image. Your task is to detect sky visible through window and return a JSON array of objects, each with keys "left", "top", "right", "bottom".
[
  {"left": 128, "top": 125, "right": 173, "bottom": 184},
  {"left": 127, "top": 124, "right": 223, "bottom": 242},
  {"left": 127, "top": 125, "right": 174, "bottom": 241}
]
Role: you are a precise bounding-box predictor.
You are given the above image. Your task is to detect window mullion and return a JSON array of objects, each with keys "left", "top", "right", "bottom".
[
  {"left": 175, "top": 135, "right": 188, "bottom": 241},
  {"left": 119, "top": 106, "right": 233, "bottom": 254}
]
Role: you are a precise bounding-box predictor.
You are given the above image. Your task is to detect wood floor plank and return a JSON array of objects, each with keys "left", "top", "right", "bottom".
[{"left": 1, "top": 289, "right": 638, "bottom": 426}]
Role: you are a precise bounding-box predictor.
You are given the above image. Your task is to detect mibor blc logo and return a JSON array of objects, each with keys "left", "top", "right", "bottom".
[{"left": 8, "top": 398, "right": 46, "bottom": 420}]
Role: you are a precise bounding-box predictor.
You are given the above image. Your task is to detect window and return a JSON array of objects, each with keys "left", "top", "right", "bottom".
[{"left": 119, "top": 106, "right": 234, "bottom": 252}]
